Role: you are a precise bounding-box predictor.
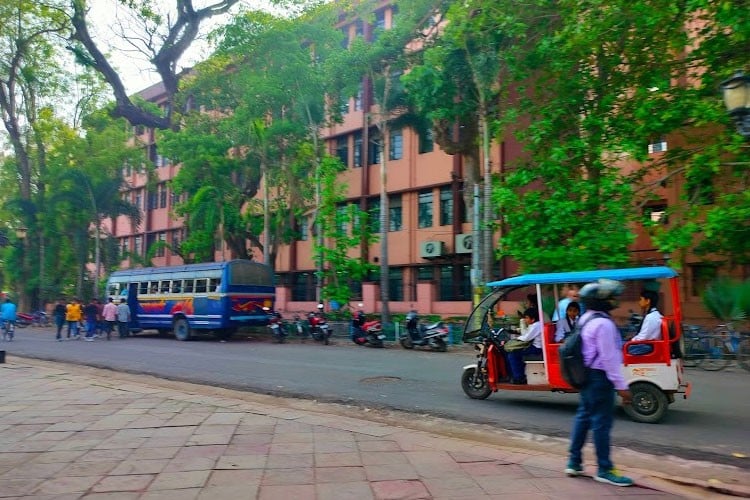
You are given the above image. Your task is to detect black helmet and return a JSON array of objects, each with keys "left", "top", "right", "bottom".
[{"left": 579, "top": 279, "right": 624, "bottom": 312}]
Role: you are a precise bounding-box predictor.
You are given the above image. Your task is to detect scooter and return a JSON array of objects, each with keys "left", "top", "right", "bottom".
[
  {"left": 308, "top": 306, "right": 332, "bottom": 345},
  {"left": 264, "top": 308, "right": 287, "bottom": 343},
  {"left": 351, "top": 309, "right": 385, "bottom": 348},
  {"left": 401, "top": 310, "right": 449, "bottom": 352}
]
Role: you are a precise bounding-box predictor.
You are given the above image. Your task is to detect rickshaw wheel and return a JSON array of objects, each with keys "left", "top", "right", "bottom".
[
  {"left": 461, "top": 367, "right": 492, "bottom": 399},
  {"left": 623, "top": 382, "right": 668, "bottom": 424}
]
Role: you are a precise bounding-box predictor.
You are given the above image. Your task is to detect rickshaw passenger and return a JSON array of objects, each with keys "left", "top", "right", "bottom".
[
  {"left": 625, "top": 290, "right": 662, "bottom": 355},
  {"left": 507, "top": 307, "right": 543, "bottom": 384},
  {"left": 519, "top": 294, "right": 550, "bottom": 335},
  {"left": 555, "top": 301, "right": 581, "bottom": 342}
]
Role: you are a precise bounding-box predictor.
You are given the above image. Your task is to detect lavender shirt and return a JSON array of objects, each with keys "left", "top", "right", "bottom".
[{"left": 580, "top": 310, "right": 627, "bottom": 390}]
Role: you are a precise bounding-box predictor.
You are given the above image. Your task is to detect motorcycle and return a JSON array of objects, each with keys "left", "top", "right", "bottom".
[
  {"left": 264, "top": 308, "right": 287, "bottom": 343},
  {"left": 15, "top": 312, "right": 34, "bottom": 328},
  {"left": 462, "top": 327, "right": 512, "bottom": 399},
  {"left": 307, "top": 308, "right": 332, "bottom": 345},
  {"left": 400, "top": 310, "right": 449, "bottom": 352},
  {"left": 351, "top": 309, "right": 385, "bottom": 348}
]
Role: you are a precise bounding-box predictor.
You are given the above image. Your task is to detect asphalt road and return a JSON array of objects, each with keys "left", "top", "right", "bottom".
[{"left": 3, "top": 327, "right": 749, "bottom": 469}]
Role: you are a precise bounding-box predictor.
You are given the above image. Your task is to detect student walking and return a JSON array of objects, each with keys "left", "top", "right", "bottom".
[
  {"left": 102, "top": 298, "right": 117, "bottom": 341},
  {"left": 116, "top": 298, "right": 131, "bottom": 339},
  {"left": 65, "top": 299, "right": 83, "bottom": 340},
  {"left": 53, "top": 298, "right": 67, "bottom": 341}
]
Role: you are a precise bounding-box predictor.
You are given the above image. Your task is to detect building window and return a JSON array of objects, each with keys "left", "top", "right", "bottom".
[
  {"left": 354, "top": 19, "right": 364, "bottom": 38},
  {"left": 171, "top": 229, "right": 182, "bottom": 249},
  {"left": 418, "top": 189, "right": 433, "bottom": 228},
  {"left": 418, "top": 128, "right": 434, "bottom": 154},
  {"left": 339, "top": 96, "right": 349, "bottom": 115},
  {"left": 389, "top": 129, "right": 403, "bottom": 160},
  {"left": 290, "top": 272, "right": 315, "bottom": 301},
  {"left": 159, "top": 184, "right": 167, "bottom": 208},
  {"left": 439, "top": 265, "right": 471, "bottom": 301},
  {"left": 134, "top": 190, "right": 142, "bottom": 210},
  {"left": 336, "top": 204, "right": 348, "bottom": 233},
  {"left": 298, "top": 215, "right": 308, "bottom": 241},
  {"left": 388, "top": 267, "right": 403, "bottom": 301},
  {"left": 648, "top": 136, "right": 668, "bottom": 154},
  {"left": 336, "top": 136, "right": 349, "bottom": 167},
  {"left": 417, "top": 266, "right": 434, "bottom": 281},
  {"left": 369, "top": 133, "right": 381, "bottom": 165},
  {"left": 690, "top": 264, "right": 717, "bottom": 298},
  {"left": 171, "top": 190, "right": 181, "bottom": 207},
  {"left": 368, "top": 197, "right": 380, "bottom": 233},
  {"left": 440, "top": 186, "right": 453, "bottom": 226},
  {"left": 353, "top": 132, "right": 362, "bottom": 167},
  {"left": 389, "top": 194, "right": 402, "bottom": 232},
  {"left": 155, "top": 232, "right": 166, "bottom": 257},
  {"left": 147, "top": 191, "right": 157, "bottom": 210},
  {"left": 134, "top": 236, "right": 143, "bottom": 257},
  {"left": 119, "top": 237, "right": 129, "bottom": 258},
  {"left": 354, "top": 85, "right": 364, "bottom": 111},
  {"left": 644, "top": 203, "right": 668, "bottom": 225}
]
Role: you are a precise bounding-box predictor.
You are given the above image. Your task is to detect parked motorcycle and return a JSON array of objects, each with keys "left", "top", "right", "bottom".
[
  {"left": 264, "top": 308, "right": 287, "bottom": 343},
  {"left": 15, "top": 312, "right": 33, "bottom": 328},
  {"left": 307, "top": 304, "right": 332, "bottom": 345},
  {"left": 401, "top": 310, "right": 449, "bottom": 352},
  {"left": 351, "top": 308, "right": 385, "bottom": 348}
]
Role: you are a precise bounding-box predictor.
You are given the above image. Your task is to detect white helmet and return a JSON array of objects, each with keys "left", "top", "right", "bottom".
[{"left": 317, "top": 303, "right": 324, "bottom": 310}]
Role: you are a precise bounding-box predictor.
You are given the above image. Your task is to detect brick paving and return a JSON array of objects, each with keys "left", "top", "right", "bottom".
[{"left": 0, "top": 359, "right": 725, "bottom": 499}]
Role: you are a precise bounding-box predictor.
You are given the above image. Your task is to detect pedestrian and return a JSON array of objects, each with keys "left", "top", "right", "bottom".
[
  {"left": 1, "top": 296, "right": 18, "bottom": 341},
  {"left": 566, "top": 279, "right": 634, "bottom": 487},
  {"left": 83, "top": 299, "right": 99, "bottom": 341},
  {"left": 116, "top": 298, "right": 131, "bottom": 339},
  {"left": 66, "top": 298, "right": 82, "bottom": 339},
  {"left": 102, "top": 297, "right": 117, "bottom": 341},
  {"left": 95, "top": 298, "right": 105, "bottom": 337},
  {"left": 53, "top": 298, "right": 67, "bottom": 341}
]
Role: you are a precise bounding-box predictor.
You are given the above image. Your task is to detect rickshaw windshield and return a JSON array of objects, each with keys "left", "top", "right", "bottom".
[{"left": 463, "top": 286, "right": 519, "bottom": 341}]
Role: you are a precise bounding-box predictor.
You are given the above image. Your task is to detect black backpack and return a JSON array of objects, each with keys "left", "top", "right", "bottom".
[{"left": 558, "top": 312, "right": 607, "bottom": 389}]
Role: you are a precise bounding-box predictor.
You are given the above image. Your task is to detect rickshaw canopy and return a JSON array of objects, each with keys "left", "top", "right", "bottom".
[{"left": 486, "top": 266, "right": 678, "bottom": 288}]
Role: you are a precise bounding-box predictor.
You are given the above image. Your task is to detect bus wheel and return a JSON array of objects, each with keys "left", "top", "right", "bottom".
[
  {"left": 623, "top": 382, "right": 668, "bottom": 424},
  {"left": 173, "top": 318, "right": 191, "bottom": 341}
]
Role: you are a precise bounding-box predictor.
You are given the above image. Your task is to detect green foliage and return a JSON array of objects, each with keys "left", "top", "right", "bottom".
[
  {"left": 314, "top": 156, "right": 377, "bottom": 305},
  {"left": 702, "top": 277, "right": 750, "bottom": 325}
]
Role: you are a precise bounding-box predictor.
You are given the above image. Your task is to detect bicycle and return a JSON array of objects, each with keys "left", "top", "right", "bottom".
[{"left": 683, "top": 323, "right": 750, "bottom": 372}]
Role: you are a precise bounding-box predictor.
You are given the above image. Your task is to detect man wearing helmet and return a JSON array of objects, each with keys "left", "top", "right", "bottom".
[{"left": 566, "top": 279, "right": 634, "bottom": 487}]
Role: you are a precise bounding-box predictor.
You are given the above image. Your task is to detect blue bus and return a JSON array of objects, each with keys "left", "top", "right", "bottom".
[{"left": 106, "top": 260, "right": 274, "bottom": 340}]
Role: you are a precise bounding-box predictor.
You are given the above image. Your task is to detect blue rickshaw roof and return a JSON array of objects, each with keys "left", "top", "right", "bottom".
[{"left": 486, "top": 266, "right": 678, "bottom": 288}]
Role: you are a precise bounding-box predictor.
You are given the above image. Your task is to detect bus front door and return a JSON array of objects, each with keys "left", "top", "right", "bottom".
[{"left": 127, "top": 283, "right": 143, "bottom": 333}]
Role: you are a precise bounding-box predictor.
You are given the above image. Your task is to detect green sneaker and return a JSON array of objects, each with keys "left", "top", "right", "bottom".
[
  {"left": 595, "top": 469, "right": 633, "bottom": 487},
  {"left": 564, "top": 463, "right": 583, "bottom": 476}
]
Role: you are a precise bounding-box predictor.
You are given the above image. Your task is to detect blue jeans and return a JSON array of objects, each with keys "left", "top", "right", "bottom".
[
  {"left": 85, "top": 319, "right": 97, "bottom": 338},
  {"left": 568, "top": 369, "right": 615, "bottom": 473},
  {"left": 507, "top": 345, "right": 542, "bottom": 381},
  {"left": 67, "top": 321, "right": 79, "bottom": 338}
]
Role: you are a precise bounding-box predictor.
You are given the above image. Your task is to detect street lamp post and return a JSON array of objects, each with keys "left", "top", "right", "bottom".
[{"left": 720, "top": 70, "right": 750, "bottom": 139}]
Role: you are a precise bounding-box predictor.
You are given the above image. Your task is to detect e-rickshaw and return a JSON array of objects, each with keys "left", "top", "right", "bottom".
[{"left": 461, "top": 267, "right": 691, "bottom": 423}]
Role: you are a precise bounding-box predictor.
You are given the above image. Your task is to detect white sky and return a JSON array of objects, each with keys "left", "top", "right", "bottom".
[{"left": 87, "top": 0, "right": 272, "bottom": 95}]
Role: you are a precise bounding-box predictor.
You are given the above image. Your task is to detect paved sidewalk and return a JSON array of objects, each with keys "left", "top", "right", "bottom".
[{"left": 0, "top": 359, "right": 729, "bottom": 499}]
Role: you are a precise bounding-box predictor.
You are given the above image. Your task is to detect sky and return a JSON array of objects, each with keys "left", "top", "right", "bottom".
[{"left": 87, "top": 0, "right": 265, "bottom": 95}]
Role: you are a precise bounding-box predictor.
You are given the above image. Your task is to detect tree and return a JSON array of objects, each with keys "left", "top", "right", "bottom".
[
  {"left": 68, "top": 0, "right": 241, "bottom": 130},
  {"left": 328, "top": 0, "right": 438, "bottom": 323}
]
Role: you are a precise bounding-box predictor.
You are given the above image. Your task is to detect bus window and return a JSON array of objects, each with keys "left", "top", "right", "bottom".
[
  {"left": 184, "top": 279, "right": 194, "bottom": 293},
  {"left": 138, "top": 282, "right": 149, "bottom": 295},
  {"left": 171, "top": 280, "right": 182, "bottom": 293},
  {"left": 160, "top": 280, "right": 171, "bottom": 293},
  {"left": 195, "top": 279, "right": 208, "bottom": 293},
  {"left": 209, "top": 278, "right": 221, "bottom": 292},
  {"left": 108, "top": 283, "right": 121, "bottom": 297},
  {"left": 149, "top": 281, "right": 159, "bottom": 294}
]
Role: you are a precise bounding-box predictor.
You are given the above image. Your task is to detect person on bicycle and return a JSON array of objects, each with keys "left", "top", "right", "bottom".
[
  {"left": 625, "top": 290, "right": 662, "bottom": 355},
  {"left": 1, "top": 297, "right": 17, "bottom": 341}
]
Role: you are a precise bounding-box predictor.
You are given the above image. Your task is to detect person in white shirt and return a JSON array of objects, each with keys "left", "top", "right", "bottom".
[
  {"left": 626, "top": 290, "right": 663, "bottom": 355},
  {"left": 507, "top": 307, "right": 543, "bottom": 384}
]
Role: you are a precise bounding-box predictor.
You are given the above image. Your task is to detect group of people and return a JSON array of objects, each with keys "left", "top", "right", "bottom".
[
  {"left": 52, "top": 297, "right": 131, "bottom": 341},
  {"left": 503, "top": 281, "right": 666, "bottom": 487}
]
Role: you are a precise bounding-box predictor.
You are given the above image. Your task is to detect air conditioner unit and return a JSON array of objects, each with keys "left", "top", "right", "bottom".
[
  {"left": 455, "top": 234, "right": 473, "bottom": 254},
  {"left": 420, "top": 241, "right": 445, "bottom": 258}
]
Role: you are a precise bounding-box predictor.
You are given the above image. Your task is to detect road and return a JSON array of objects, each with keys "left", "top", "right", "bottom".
[{"left": 3, "top": 327, "right": 749, "bottom": 469}]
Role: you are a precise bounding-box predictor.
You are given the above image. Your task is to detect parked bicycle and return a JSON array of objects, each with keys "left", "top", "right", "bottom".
[{"left": 683, "top": 323, "right": 750, "bottom": 372}]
